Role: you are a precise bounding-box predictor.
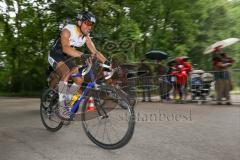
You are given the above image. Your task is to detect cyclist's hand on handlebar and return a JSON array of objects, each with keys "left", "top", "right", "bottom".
[
  {"left": 85, "top": 57, "right": 92, "bottom": 66},
  {"left": 103, "top": 60, "right": 112, "bottom": 68},
  {"left": 80, "top": 53, "right": 93, "bottom": 65},
  {"left": 101, "top": 60, "right": 113, "bottom": 72},
  {"left": 104, "top": 60, "right": 111, "bottom": 66}
]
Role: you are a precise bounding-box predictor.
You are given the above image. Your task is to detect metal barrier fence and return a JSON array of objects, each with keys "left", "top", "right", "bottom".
[{"left": 118, "top": 69, "right": 240, "bottom": 104}]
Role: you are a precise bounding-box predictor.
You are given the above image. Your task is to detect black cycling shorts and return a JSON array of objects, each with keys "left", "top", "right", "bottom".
[{"left": 48, "top": 52, "right": 76, "bottom": 70}]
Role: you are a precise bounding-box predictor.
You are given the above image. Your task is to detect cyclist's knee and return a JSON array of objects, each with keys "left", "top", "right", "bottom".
[
  {"left": 71, "top": 67, "right": 78, "bottom": 74},
  {"left": 74, "top": 77, "right": 84, "bottom": 85},
  {"left": 55, "top": 62, "right": 71, "bottom": 80}
]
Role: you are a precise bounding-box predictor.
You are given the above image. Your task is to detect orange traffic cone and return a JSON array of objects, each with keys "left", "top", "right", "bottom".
[{"left": 87, "top": 97, "right": 95, "bottom": 112}]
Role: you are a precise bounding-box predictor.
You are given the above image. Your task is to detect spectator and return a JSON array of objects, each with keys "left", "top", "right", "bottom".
[
  {"left": 212, "top": 48, "right": 234, "bottom": 105},
  {"left": 172, "top": 57, "right": 192, "bottom": 101},
  {"left": 154, "top": 60, "right": 169, "bottom": 101},
  {"left": 167, "top": 61, "right": 178, "bottom": 100},
  {"left": 138, "top": 59, "right": 152, "bottom": 102}
]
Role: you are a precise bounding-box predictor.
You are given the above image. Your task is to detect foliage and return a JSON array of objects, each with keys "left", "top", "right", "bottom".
[{"left": 0, "top": 0, "right": 239, "bottom": 93}]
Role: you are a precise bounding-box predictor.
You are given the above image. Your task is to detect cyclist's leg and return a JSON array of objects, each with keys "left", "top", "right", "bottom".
[
  {"left": 71, "top": 67, "right": 84, "bottom": 86},
  {"left": 63, "top": 60, "right": 86, "bottom": 108},
  {"left": 73, "top": 77, "right": 84, "bottom": 93},
  {"left": 55, "top": 56, "right": 74, "bottom": 104},
  {"left": 54, "top": 61, "right": 71, "bottom": 107},
  {"left": 70, "top": 67, "right": 84, "bottom": 95},
  {"left": 55, "top": 61, "right": 71, "bottom": 81},
  {"left": 65, "top": 59, "right": 84, "bottom": 92},
  {"left": 48, "top": 53, "right": 81, "bottom": 120},
  {"left": 48, "top": 53, "right": 71, "bottom": 104},
  {"left": 49, "top": 72, "right": 59, "bottom": 89},
  {"left": 49, "top": 61, "right": 69, "bottom": 89},
  {"left": 69, "top": 57, "right": 93, "bottom": 95},
  {"left": 48, "top": 52, "right": 71, "bottom": 82}
]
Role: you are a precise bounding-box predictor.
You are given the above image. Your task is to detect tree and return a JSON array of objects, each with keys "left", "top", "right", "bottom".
[{"left": 0, "top": 0, "right": 239, "bottom": 94}]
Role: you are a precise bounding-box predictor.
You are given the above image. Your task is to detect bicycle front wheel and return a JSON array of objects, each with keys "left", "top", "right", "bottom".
[{"left": 81, "top": 86, "right": 135, "bottom": 149}]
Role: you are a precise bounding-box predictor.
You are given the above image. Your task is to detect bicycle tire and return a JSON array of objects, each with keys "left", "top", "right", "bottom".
[
  {"left": 117, "top": 88, "right": 137, "bottom": 108},
  {"left": 81, "top": 86, "right": 135, "bottom": 149},
  {"left": 40, "top": 88, "right": 63, "bottom": 132}
]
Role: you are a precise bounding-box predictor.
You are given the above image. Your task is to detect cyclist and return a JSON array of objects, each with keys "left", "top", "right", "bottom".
[{"left": 48, "top": 11, "right": 110, "bottom": 119}]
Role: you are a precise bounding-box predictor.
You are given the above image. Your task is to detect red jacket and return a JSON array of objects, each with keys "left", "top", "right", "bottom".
[{"left": 171, "top": 58, "right": 192, "bottom": 85}]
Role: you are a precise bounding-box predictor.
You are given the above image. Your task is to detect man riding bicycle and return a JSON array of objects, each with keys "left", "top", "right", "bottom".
[{"left": 48, "top": 11, "right": 110, "bottom": 119}]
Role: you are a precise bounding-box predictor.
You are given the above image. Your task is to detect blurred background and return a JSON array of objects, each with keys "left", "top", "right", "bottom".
[{"left": 0, "top": 0, "right": 239, "bottom": 96}]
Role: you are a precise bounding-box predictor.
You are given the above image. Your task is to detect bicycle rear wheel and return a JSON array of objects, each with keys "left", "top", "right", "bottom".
[
  {"left": 81, "top": 86, "right": 135, "bottom": 149},
  {"left": 40, "top": 88, "right": 63, "bottom": 132}
]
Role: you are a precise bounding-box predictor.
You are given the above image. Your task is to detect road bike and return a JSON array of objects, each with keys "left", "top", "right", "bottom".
[{"left": 40, "top": 57, "right": 135, "bottom": 149}]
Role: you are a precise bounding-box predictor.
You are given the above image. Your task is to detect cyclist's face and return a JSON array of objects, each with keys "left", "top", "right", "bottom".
[{"left": 80, "top": 21, "right": 93, "bottom": 35}]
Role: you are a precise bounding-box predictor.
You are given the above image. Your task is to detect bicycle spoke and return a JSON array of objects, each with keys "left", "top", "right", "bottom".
[
  {"left": 94, "top": 121, "right": 101, "bottom": 139},
  {"left": 101, "top": 118, "right": 107, "bottom": 142},
  {"left": 87, "top": 118, "right": 101, "bottom": 135},
  {"left": 49, "top": 115, "right": 61, "bottom": 123},
  {"left": 43, "top": 110, "right": 60, "bottom": 123},
  {"left": 107, "top": 119, "right": 121, "bottom": 142},
  {"left": 105, "top": 119, "right": 112, "bottom": 144}
]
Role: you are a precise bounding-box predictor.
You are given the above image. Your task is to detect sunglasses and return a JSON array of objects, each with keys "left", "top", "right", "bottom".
[{"left": 84, "top": 21, "right": 94, "bottom": 27}]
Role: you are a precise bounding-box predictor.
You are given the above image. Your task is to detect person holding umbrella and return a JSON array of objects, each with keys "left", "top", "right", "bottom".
[
  {"left": 204, "top": 38, "right": 239, "bottom": 105},
  {"left": 138, "top": 59, "right": 152, "bottom": 102},
  {"left": 154, "top": 59, "right": 169, "bottom": 101},
  {"left": 145, "top": 50, "right": 169, "bottom": 101},
  {"left": 212, "top": 47, "right": 234, "bottom": 105}
]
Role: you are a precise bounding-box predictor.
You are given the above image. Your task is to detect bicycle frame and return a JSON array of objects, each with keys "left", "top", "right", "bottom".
[{"left": 70, "top": 68, "right": 96, "bottom": 115}]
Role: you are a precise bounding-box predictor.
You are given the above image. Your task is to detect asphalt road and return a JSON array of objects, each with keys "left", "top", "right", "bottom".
[{"left": 0, "top": 97, "right": 239, "bottom": 160}]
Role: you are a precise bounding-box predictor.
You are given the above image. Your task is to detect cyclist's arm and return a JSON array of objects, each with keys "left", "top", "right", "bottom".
[
  {"left": 85, "top": 35, "right": 106, "bottom": 63},
  {"left": 61, "top": 29, "right": 83, "bottom": 57}
]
